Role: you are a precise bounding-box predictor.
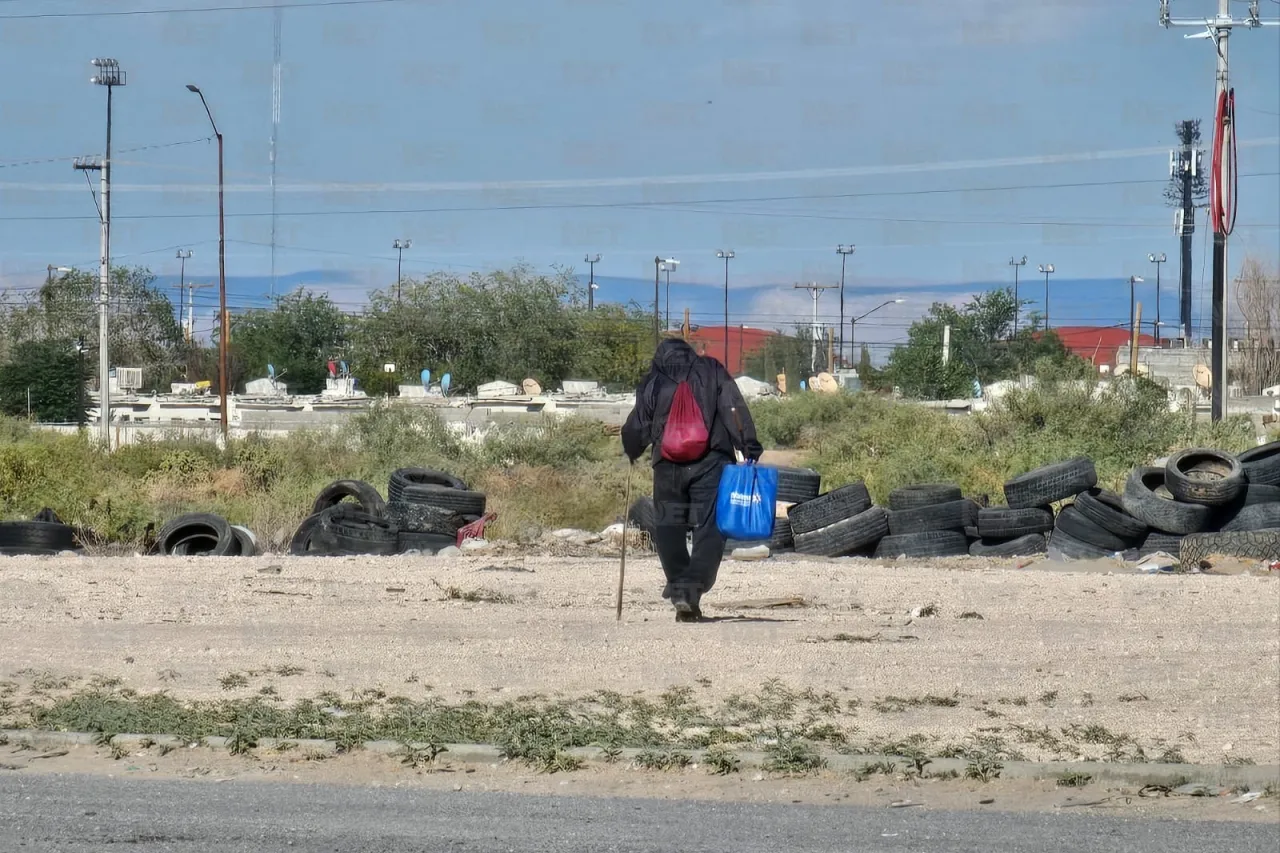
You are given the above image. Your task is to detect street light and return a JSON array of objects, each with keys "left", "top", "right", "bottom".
[
  {"left": 1148, "top": 253, "right": 1167, "bottom": 345},
  {"left": 1038, "top": 264, "right": 1055, "bottom": 329},
  {"left": 584, "top": 253, "right": 601, "bottom": 311},
  {"left": 1008, "top": 255, "right": 1027, "bottom": 337},
  {"left": 836, "top": 245, "right": 855, "bottom": 366},
  {"left": 717, "top": 250, "right": 735, "bottom": 366},
  {"left": 1128, "top": 276, "right": 1145, "bottom": 338},
  {"left": 850, "top": 299, "right": 905, "bottom": 355},
  {"left": 186, "top": 83, "right": 228, "bottom": 441},
  {"left": 393, "top": 238, "right": 412, "bottom": 302},
  {"left": 90, "top": 58, "right": 124, "bottom": 449},
  {"left": 659, "top": 258, "right": 679, "bottom": 330}
]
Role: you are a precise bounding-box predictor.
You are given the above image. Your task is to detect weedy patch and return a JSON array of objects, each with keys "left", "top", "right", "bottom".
[
  {"left": 218, "top": 672, "right": 249, "bottom": 691},
  {"left": 399, "top": 741, "right": 448, "bottom": 769},
  {"left": 704, "top": 744, "right": 740, "bottom": 775},
  {"left": 957, "top": 611, "right": 984, "bottom": 620},
  {"left": 431, "top": 580, "right": 515, "bottom": 604},
  {"left": 762, "top": 730, "right": 827, "bottom": 775},
  {"left": 1057, "top": 771, "right": 1093, "bottom": 788},
  {"left": 964, "top": 755, "right": 1003, "bottom": 783}
]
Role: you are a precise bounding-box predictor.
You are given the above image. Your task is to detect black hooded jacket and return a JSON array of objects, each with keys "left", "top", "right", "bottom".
[{"left": 621, "top": 339, "right": 764, "bottom": 466}]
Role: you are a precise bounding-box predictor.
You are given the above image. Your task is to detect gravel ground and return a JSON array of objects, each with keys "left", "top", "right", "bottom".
[{"left": 0, "top": 550, "right": 1277, "bottom": 765}]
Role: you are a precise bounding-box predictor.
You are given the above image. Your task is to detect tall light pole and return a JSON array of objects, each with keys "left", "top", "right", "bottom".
[
  {"left": 1008, "top": 255, "right": 1027, "bottom": 338},
  {"left": 836, "top": 244, "right": 855, "bottom": 367},
  {"left": 717, "top": 249, "right": 735, "bottom": 366},
  {"left": 1129, "top": 275, "right": 1146, "bottom": 339},
  {"left": 584, "top": 253, "right": 600, "bottom": 311},
  {"left": 1148, "top": 253, "right": 1167, "bottom": 345},
  {"left": 186, "top": 83, "right": 228, "bottom": 441},
  {"left": 659, "top": 258, "right": 680, "bottom": 330},
  {"left": 175, "top": 249, "right": 193, "bottom": 341},
  {"left": 392, "top": 238, "right": 412, "bottom": 302},
  {"left": 850, "top": 299, "right": 905, "bottom": 364},
  {"left": 1038, "top": 264, "right": 1055, "bottom": 329},
  {"left": 652, "top": 256, "right": 662, "bottom": 348},
  {"left": 88, "top": 58, "right": 124, "bottom": 449}
]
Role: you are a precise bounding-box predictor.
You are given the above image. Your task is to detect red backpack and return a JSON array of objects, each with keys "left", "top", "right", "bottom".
[{"left": 659, "top": 378, "right": 710, "bottom": 463}]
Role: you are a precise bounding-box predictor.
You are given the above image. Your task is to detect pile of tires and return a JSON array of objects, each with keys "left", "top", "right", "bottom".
[
  {"left": 0, "top": 508, "right": 80, "bottom": 556},
  {"left": 151, "top": 513, "right": 260, "bottom": 557},
  {"left": 289, "top": 468, "right": 485, "bottom": 556}
]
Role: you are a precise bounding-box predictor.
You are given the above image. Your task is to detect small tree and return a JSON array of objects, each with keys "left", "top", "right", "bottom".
[
  {"left": 1234, "top": 255, "right": 1280, "bottom": 394},
  {"left": 0, "top": 338, "right": 89, "bottom": 423}
]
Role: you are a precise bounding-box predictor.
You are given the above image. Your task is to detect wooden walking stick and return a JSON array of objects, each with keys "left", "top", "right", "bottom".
[{"left": 616, "top": 464, "right": 632, "bottom": 621}]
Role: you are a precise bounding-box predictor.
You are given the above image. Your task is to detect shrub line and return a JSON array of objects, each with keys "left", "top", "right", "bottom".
[{"left": 4, "top": 728, "right": 1275, "bottom": 788}]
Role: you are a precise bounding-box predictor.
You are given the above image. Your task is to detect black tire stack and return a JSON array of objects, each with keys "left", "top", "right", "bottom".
[
  {"left": 289, "top": 468, "right": 484, "bottom": 557},
  {"left": 0, "top": 509, "right": 79, "bottom": 556}
]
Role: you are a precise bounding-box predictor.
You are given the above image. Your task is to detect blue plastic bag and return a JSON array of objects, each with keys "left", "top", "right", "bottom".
[{"left": 716, "top": 462, "right": 778, "bottom": 541}]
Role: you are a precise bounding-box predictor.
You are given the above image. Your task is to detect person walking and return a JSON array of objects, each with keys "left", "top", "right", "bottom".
[{"left": 621, "top": 338, "right": 763, "bottom": 622}]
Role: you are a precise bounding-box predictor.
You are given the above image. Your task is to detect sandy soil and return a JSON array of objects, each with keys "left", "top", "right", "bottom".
[
  {"left": 1, "top": 743, "right": 1275, "bottom": 823},
  {"left": 0, "top": 551, "right": 1277, "bottom": 766}
]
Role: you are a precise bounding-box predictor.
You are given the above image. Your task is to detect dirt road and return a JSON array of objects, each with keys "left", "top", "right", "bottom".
[{"left": 1, "top": 551, "right": 1276, "bottom": 765}]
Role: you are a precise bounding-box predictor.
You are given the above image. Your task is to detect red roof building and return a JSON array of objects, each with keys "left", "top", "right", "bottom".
[
  {"left": 1047, "top": 326, "right": 1157, "bottom": 367},
  {"left": 681, "top": 326, "right": 779, "bottom": 375}
]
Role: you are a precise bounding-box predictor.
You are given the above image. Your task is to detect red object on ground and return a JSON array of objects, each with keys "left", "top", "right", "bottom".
[{"left": 457, "top": 512, "right": 497, "bottom": 547}]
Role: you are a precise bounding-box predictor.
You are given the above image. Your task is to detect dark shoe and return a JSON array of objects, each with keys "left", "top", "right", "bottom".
[{"left": 673, "top": 599, "right": 703, "bottom": 623}]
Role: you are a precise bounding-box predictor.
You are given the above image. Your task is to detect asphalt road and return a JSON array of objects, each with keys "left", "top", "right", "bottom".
[{"left": 1, "top": 774, "right": 1272, "bottom": 853}]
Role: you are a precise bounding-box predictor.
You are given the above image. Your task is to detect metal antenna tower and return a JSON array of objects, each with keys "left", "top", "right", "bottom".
[
  {"left": 1160, "top": 0, "right": 1278, "bottom": 421},
  {"left": 270, "top": 5, "right": 282, "bottom": 298}
]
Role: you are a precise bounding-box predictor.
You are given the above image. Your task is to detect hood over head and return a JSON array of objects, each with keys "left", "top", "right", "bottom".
[{"left": 651, "top": 338, "right": 699, "bottom": 374}]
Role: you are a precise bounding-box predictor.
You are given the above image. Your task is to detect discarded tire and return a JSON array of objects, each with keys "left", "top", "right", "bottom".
[
  {"left": 976, "top": 506, "right": 1055, "bottom": 540},
  {"left": 1072, "top": 489, "right": 1149, "bottom": 542},
  {"left": 794, "top": 506, "right": 889, "bottom": 558},
  {"left": 1121, "top": 466, "right": 1212, "bottom": 535},
  {"left": 388, "top": 468, "right": 470, "bottom": 503},
  {"left": 888, "top": 484, "right": 963, "bottom": 511},
  {"left": 887, "top": 499, "right": 968, "bottom": 536},
  {"left": 0, "top": 520, "right": 76, "bottom": 554},
  {"left": 384, "top": 500, "right": 468, "bottom": 536},
  {"left": 289, "top": 512, "right": 328, "bottom": 555},
  {"left": 1237, "top": 440, "right": 1280, "bottom": 486},
  {"left": 1219, "top": 502, "right": 1280, "bottom": 533},
  {"left": 229, "top": 525, "right": 258, "bottom": 557},
  {"left": 775, "top": 467, "right": 822, "bottom": 504},
  {"left": 1047, "top": 527, "right": 1112, "bottom": 561},
  {"left": 1180, "top": 529, "right": 1280, "bottom": 567},
  {"left": 1054, "top": 505, "right": 1138, "bottom": 553},
  {"left": 627, "top": 497, "right": 657, "bottom": 537},
  {"left": 155, "top": 513, "right": 238, "bottom": 557},
  {"left": 394, "top": 484, "right": 486, "bottom": 516},
  {"left": 1003, "top": 457, "right": 1097, "bottom": 509},
  {"left": 311, "top": 479, "right": 387, "bottom": 517},
  {"left": 1138, "top": 531, "right": 1183, "bottom": 558},
  {"left": 1164, "top": 448, "right": 1246, "bottom": 506},
  {"left": 318, "top": 507, "right": 399, "bottom": 556},
  {"left": 874, "top": 529, "right": 969, "bottom": 559},
  {"left": 727, "top": 517, "right": 794, "bottom": 554},
  {"left": 969, "top": 533, "right": 1048, "bottom": 558},
  {"left": 786, "top": 483, "right": 871, "bottom": 535}
]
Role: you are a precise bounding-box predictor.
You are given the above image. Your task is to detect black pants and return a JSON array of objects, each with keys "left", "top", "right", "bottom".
[{"left": 652, "top": 453, "right": 729, "bottom": 608}]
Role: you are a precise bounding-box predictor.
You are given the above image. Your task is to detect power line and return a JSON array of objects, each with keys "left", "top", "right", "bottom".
[
  {"left": 0, "top": 137, "right": 213, "bottom": 170},
  {"left": 0, "top": 0, "right": 418, "bottom": 20}
]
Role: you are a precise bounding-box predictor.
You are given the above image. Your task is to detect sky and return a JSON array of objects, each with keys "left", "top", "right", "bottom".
[{"left": 0, "top": 0, "right": 1278, "bottom": 357}]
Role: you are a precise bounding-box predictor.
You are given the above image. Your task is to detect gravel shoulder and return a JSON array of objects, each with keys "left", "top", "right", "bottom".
[{"left": 0, "top": 551, "right": 1277, "bottom": 765}]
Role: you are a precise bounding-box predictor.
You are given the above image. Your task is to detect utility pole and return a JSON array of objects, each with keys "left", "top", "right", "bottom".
[
  {"left": 584, "top": 253, "right": 600, "bottom": 311},
  {"left": 1148, "top": 253, "right": 1167, "bottom": 345},
  {"left": 850, "top": 299, "right": 904, "bottom": 360},
  {"left": 1038, "top": 264, "right": 1055, "bottom": 329},
  {"left": 83, "top": 58, "right": 124, "bottom": 449},
  {"left": 717, "top": 250, "right": 734, "bottom": 366},
  {"left": 793, "top": 282, "right": 837, "bottom": 377},
  {"left": 392, "top": 238, "right": 411, "bottom": 302},
  {"left": 269, "top": 4, "right": 283, "bottom": 299},
  {"left": 1008, "top": 255, "right": 1027, "bottom": 337},
  {"left": 187, "top": 83, "right": 228, "bottom": 441},
  {"left": 175, "top": 249, "right": 192, "bottom": 338},
  {"left": 173, "top": 281, "right": 212, "bottom": 343},
  {"left": 1161, "top": 0, "right": 1277, "bottom": 420},
  {"left": 836, "top": 244, "right": 855, "bottom": 366}
]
